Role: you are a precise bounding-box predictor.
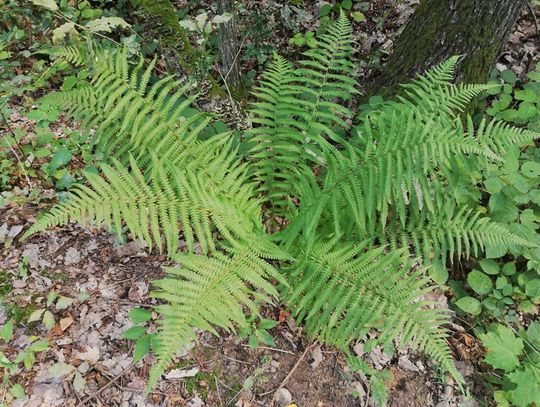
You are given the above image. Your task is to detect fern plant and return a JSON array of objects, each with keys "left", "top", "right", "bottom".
[{"left": 24, "top": 15, "right": 539, "bottom": 398}]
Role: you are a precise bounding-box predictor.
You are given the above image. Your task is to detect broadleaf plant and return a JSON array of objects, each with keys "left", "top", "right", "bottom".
[{"left": 23, "top": 15, "right": 539, "bottom": 397}]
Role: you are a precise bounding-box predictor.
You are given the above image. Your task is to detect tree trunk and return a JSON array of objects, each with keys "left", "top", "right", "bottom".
[
  {"left": 139, "top": 0, "right": 199, "bottom": 76},
  {"left": 217, "top": 0, "right": 241, "bottom": 87},
  {"left": 368, "top": 0, "right": 527, "bottom": 98}
]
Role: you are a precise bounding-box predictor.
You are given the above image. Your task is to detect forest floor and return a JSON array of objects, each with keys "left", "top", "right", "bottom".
[{"left": 1, "top": 2, "right": 539, "bottom": 406}]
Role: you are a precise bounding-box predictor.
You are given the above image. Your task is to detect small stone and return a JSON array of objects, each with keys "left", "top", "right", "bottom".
[{"left": 274, "top": 388, "right": 292, "bottom": 406}]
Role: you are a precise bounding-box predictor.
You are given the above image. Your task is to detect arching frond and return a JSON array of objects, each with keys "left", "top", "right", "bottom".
[
  {"left": 149, "top": 248, "right": 285, "bottom": 390},
  {"left": 285, "top": 238, "right": 461, "bottom": 381}
]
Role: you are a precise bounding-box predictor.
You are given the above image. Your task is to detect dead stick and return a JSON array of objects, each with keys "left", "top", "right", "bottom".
[
  {"left": 76, "top": 363, "right": 135, "bottom": 407},
  {"left": 259, "top": 343, "right": 315, "bottom": 401}
]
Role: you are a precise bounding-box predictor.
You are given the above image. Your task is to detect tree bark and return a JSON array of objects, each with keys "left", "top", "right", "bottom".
[
  {"left": 139, "top": 0, "right": 199, "bottom": 76},
  {"left": 368, "top": 0, "right": 527, "bottom": 98},
  {"left": 217, "top": 0, "right": 241, "bottom": 87}
]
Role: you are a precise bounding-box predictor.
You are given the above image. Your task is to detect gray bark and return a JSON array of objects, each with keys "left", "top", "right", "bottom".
[
  {"left": 217, "top": 0, "right": 241, "bottom": 86},
  {"left": 369, "top": 0, "right": 527, "bottom": 97}
]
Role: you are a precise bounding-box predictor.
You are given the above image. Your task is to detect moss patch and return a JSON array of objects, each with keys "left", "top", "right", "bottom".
[
  {"left": 185, "top": 370, "right": 218, "bottom": 400},
  {"left": 0, "top": 268, "right": 13, "bottom": 296},
  {"left": 41, "top": 269, "right": 69, "bottom": 283}
]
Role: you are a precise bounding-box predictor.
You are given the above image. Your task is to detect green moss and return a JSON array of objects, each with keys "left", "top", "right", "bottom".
[
  {"left": 0, "top": 269, "right": 13, "bottom": 296},
  {"left": 139, "top": 0, "right": 197, "bottom": 74},
  {"left": 5, "top": 302, "right": 38, "bottom": 324},
  {"left": 41, "top": 269, "right": 69, "bottom": 283},
  {"left": 184, "top": 370, "right": 218, "bottom": 400}
]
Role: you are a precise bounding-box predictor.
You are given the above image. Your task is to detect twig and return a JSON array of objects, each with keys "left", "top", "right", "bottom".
[
  {"left": 216, "top": 68, "right": 239, "bottom": 117},
  {"left": 0, "top": 109, "right": 33, "bottom": 190},
  {"left": 240, "top": 344, "right": 296, "bottom": 355},
  {"left": 223, "top": 355, "right": 252, "bottom": 365},
  {"left": 114, "top": 386, "right": 172, "bottom": 397},
  {"left": 259, "top": 343, "right": 314, "bottom": 401},
  {"left": 76, "top": 363, "right": 135, "bottom": 406},
  {"left": 99, "top": 296, "right": 154, "bottom": 308},
  {"left": 215, "top": 377, "right": 224, "bottom": 407},
  {"left": 527, "top": 2, "right": 539, "bottom": 37},
  {"left": 224, "top": 34, "right": 247, "bottom": 81}
]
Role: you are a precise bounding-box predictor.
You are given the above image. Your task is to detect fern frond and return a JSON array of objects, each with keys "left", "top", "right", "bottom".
[
  {"left": 147, "top": 248, "right": 284, "bottom": 392},
  {"left": 248, "top": 15, "right": 358, "bottom": 215},
  {"left": 380, "top": 204, "right": 535, "bottom": 266},
  {"left": 47, "top": 44, "right": 90, "bottom": 66},
  {"left": 40, "top": 46, "right": 207, "bottom": 168},
  {"left": 285, "top": 238, "right": 461, "bottom": 382},
  {"left": 23, "top": 156, "right": 272, "bottom": 257},
  {"left": 472, "top": 116, "right": 540, "bottom": 154}
]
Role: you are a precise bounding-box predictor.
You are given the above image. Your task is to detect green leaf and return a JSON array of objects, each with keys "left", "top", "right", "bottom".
[
  {"left": 479, "top": 259, "right": 500, "bottom": 275},
  {"left": 31, "top": 0, "right": 58, "bottom": 11},
  {"left": 430, "top": 260, "right": 448, "bottom": 285},
  {"left": 9, "top": 384, "right": 25, "bottom": 399},
  {"left": 502, "top": 263, "right": 516, "bottom": 276},
  {"left": 521, "top": 162, "right": 540, "bottom": 178},
  {"left": 508, "top": 365, "right": 540, "bottom": 406},
  {"left": 55, "top": 296, "right": 74, "bottom": 310},
  {"left": 27, "top": 110, "right": 48, "bottom": 122},
  {"left": 493, "top": 390, "right": 510, "bottom": 407},
  {"left": 455, "top": 296, "right": 482, "bottom": 315},
  {"left": 0, "top": 320, "right": 13, "bottom": 341},
  {"left": 212, "top": 12, "right": 232, "bottom": 25},
  {"left": 525, "top": 279, "right": 540, "bottom": 299},
  {"left": 128, "top": 308, "right": 152, "bottom": 324},
  {"left": 49, "top": 148, "right": 72, "bottom": 172},
  {"left": 527, "top": 70, "right": 540, "bottom": 81},
  {"left": 47, "top": 291, "right": 58, "bottom": 307},
  {"left": 133, "top": 334, "right": 151, "bottom": 362},
  {"left": 52, "top": 22, "right": 77, "bottom": 43},
  {"left": 514, "top": 88, "right": 538, "bottom": 102},
  {"left": 27, "top": 340, "right": 49, "bottom": 352},
  {"left": 42, "top": 310, "right": 55, "bottom": 330},
  {"left": 495, "top": 276, "right": 508, "bottom": 290},
  {"left": 467, "top": 270, "right": 493, "bottom": 295},
  {"left": 484, "top": 177, "right": 504, "bottom": 194},
  {"left": 479, "top": 324, "right": 523, "bottom": 372},
  {"left": 500, "top": 70, "right": 518, "bottom": 85},
  {"left": 123, "top": 326, "right": 146, "bottom": 340},
  {"left": 340, "top": 0, "right": 352, "bottom": 10},
  {"left": 73, "top": 372, "right": 86, "bottom": 392},
  {"left": 248, "top": 334, "right": 258, "bottom": 349},
  {"left": 526, "top": 322, "right": 540, "bottom": 347},
  {"left": 256, "top": 329, "right": 276, "bottom": 346},
  {"left": 351, "top": 12, "right": 365, "bottom": 22},
  {"left": 319, "top": 4, "right": 332, "bottom": 17},
  {"left": 85, "top": 17, "right": 130, "bottom": 33},
  {"left": 258, "top": 319, "right": 278, "bottom": 330},
  {"left": 28, "top": 309, "right": 46, "bottom": 323}
]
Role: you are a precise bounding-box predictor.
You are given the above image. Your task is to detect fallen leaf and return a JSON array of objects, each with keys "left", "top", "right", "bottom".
[
  {"left": 73, "top": 372, "right": 86, "bottom": 392},
  {"left": 55, "top": 296, "right": 74, "bottom": 310},
  {"left": 59, "top": 316, "right": 73, "bottom": 331},
  {"left": 48, "top": 362, "right": 75, "bottom": 378},
  {"left": 165, "top": 367, "right": 199, "bottom": 379},
  {"left": 73, "top": 346, "right": 100, "bottom": 365}
]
